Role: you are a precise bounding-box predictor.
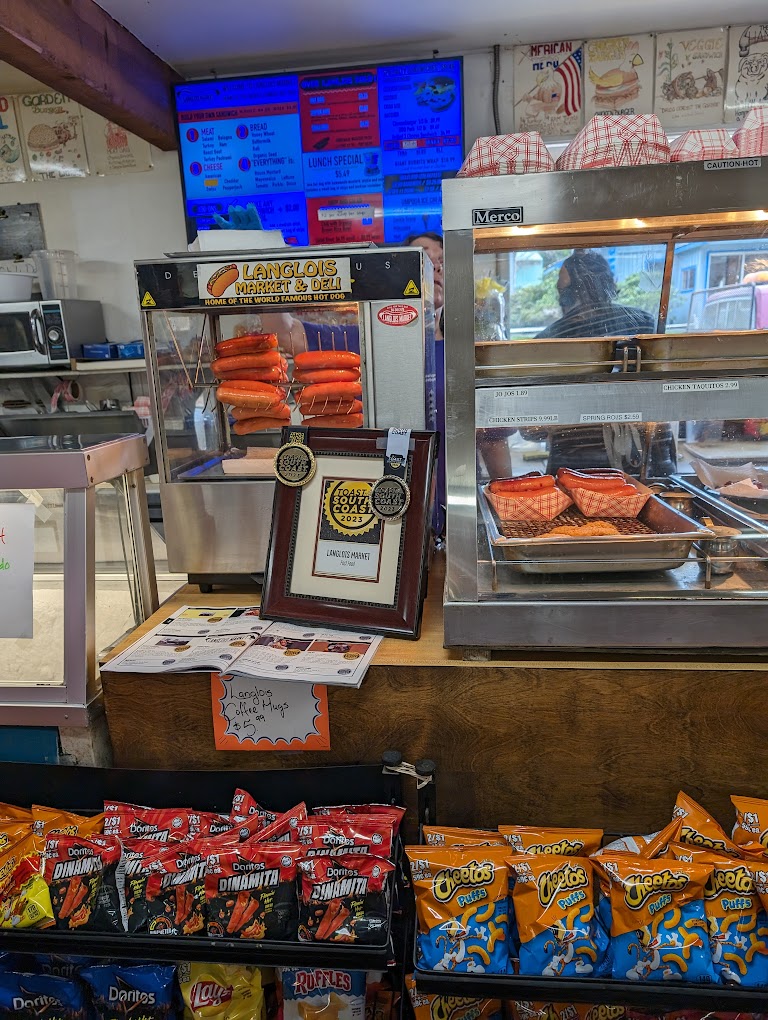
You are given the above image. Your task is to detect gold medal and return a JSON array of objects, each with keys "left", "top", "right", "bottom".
[
  {"left": 274, "top": 427, "right": 316, "bottom": 487},
  {"left": 369, "top": 474, "right": 411, "bottom": 521}
]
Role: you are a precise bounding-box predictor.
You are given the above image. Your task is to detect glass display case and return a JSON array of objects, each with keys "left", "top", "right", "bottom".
[
  {"left": 136, "top": 245, "right": 437, "bottom": 584},
  {"left": 442, "top": 160, "right": 768, "bottom": 649}
]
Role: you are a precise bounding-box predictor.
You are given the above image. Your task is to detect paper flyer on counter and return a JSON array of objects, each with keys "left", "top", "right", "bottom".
[
  {"left": 654, "top": 29, "right": 726, "bottom": 128},
  {"left": 105, "top": 605, "right": 381, "bottom": 688},
  {"left": 725, "top": 25, "right": 768, "bottom": 124},
  {"left": 18, "top": 91, "right": 89, "bottom": 179},
  {"left": 0, "top": 97, "right": 27, "bottom": 184},
  {"left": 584, "top": 35, "right": 655, "bottom": 119},
  {"left": 513, "top": 40, "right": 584, "bottom": 137}
]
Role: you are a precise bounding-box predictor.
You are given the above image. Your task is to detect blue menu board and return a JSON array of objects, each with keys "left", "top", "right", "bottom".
[{"left": 175, "top": 59, "right": 462, "bottom": 246}]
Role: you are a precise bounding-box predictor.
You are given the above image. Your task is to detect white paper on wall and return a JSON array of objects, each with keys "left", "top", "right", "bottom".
[
  {"left": 654, "top": 28, "right": 727, "bottom": 128},
  {"left": 82, "top": 109, "right": 153, "bottom": 175},
  {"left": 725, "top": 25, "right": 768, "bottom": 124},
  {"left": 0, "top": 97, "right": 27, "bottom": 183},
  {"left": 513, "top": 40, "right": 585, "bottom": 137},
  {"left": 17, "top": 91, "right": 89, "bottom": 180},
  {"left": 584, "top": 35, "right": 656, "bottom": 119}
]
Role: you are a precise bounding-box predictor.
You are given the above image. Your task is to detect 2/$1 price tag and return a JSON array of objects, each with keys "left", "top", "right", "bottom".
[
  {"left": 369, "top": 428, "right": 411, "bottom": 522},
  {"left": 274, "top": 426, "right": 316, "bottom": 487}
]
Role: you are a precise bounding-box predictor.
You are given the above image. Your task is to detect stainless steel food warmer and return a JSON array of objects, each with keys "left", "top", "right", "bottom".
[
  {"left": 136, "top": 245, "right": 437, "bottom": 585},
  {"left": 442, "top": 160, "right": 768, "bottom": 649}
]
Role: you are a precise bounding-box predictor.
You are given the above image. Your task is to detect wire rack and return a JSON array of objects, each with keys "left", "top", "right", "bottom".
[{"left": 498, "top": 509, "right": 656, "bottom": 540}]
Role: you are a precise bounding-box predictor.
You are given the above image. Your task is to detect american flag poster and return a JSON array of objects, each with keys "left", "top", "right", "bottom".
[{"left": 514, "top": 40, "right": 585, "bottom": 136}]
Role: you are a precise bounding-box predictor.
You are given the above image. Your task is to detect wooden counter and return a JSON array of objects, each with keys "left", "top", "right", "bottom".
[{"left": 101, "top": 557, "right": 768, "bottom": 836}]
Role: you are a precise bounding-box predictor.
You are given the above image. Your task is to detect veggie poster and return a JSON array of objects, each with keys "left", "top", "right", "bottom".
[{"left": 654, "top": 29, "right": 726, "bottom": 127}]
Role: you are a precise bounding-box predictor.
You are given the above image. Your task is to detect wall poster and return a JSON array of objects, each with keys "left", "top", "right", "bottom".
[
  {"left": 513, "top": 40, "right": 585, "bottom": 137},
  {"left": 726, "top": 25, "right": 768, "bottom": 124},
  {"left": 654, "top": 29, "right": 726, "bottom": 127},
  {"left": 584, "top": 35, "right": 655, "bottom": 118}
]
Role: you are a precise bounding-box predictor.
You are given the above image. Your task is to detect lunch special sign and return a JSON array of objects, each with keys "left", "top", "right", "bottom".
[{"left": 197, "top": 257, "right": 353, "bottom": 306}]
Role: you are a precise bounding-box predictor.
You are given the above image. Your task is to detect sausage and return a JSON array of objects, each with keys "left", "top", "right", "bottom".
[
  {"left": 303, "top": 413, "right": 364, "bottom": 429},
  {"left": 212, "top": 351, "right": 282, "bottom": 375},
  {"left": 299, "top": 381, "right": 363, "bottom": 405},
  {"left": 564, "top": 476, "right": 630, "bottom": 493},
  {"left": 293, "top": 368, "right": 361, "bottom": 384},
  {"left": 216, "top": 385, "right": 282, "bottom": 410},
  {"left": 605, "top": 484, "right": 640, "bottom": 497},
  {"left": 294, "top": 351, "right": 360, "bottom": 371},
  {"left": 215, "top": 379, "right": 284, "bottom": 396},
  {"left": 299, "top": 399, "right": 363, "bottom": 417},
  {"left": 233, "top": 417, "right": 291, "bottom": 434},
  {"left": 215, "top": 333, "right": 278, "bottom": 357},
  {"left": 220, "top": 367, "right": 288, "bottom": 384},
  {"left": 206, "top": 264, "right": 239, "bottom": 298},
  {"left": 231, "top": 402, "right": 290, "bottom": 421},
  {"left": 489, "top": 475, "right": 555, "bottom": 494}
]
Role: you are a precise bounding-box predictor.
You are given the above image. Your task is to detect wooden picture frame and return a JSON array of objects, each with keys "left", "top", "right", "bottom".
[{"left": 260, "top": 428, "right": 437, "bottom": 639}]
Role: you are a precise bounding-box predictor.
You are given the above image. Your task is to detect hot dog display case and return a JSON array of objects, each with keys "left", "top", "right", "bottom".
[
  {"left": 135, "top": 245, "right": 437, "bottom": 583},
  {"left": 442, "top": 160, "right": 768, "bottom": 650}
]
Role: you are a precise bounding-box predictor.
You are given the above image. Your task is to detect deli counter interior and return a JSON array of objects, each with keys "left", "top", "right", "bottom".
[{"left": 442, "top": 159, "right": 768, "bottom": 651}]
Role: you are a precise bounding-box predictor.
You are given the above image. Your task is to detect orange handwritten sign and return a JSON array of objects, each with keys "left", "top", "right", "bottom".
[{"left": 211, "top": 675, "right": 330, "bottom": 751}]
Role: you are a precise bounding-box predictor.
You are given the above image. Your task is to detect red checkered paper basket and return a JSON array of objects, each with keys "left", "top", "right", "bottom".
[
  {"left": 556, "top": 115, "right": 670, "bottom": 171},
  {"left": 483, "top": 483, "right": 572, "bottom": 522},
  {"left": 458, "top": 133, "right": 555, "bottom": 177},
  {"left": 670, "top": 129, "right": 737, "bottom": 162},
  {"left": 565, "top": 480, "right": 651, "bottom": 518},
  {"left": 733, "top": 107, "right": 768, "bottom": 158}
]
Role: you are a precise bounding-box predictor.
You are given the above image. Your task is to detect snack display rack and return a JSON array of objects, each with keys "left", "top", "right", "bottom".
[
  {"left": 0, "top": 759, "right": 413, "bottom": 971},
  {"left": 442, "top": 159, "right": 768, "bottom": 650}
]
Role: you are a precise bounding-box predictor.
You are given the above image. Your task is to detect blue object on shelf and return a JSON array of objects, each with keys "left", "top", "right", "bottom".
[
  {"left": 81, "top": 343, "right": 115, "bottom": 360},
  {"left": 114, "top": 342, "right": 145, "bottom": 359},
  {"left": 0, "top": 727, "right": 59, "bottom": 764}
]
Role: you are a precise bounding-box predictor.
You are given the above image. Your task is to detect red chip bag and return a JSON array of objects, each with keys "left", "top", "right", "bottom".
[
  {"left": 122, "top": 837, "right": 168, "bottom": 933},
  {"left": 189, "top": 811, "right": 235, "bottom": 838},
  {"left": 204, "top": 842, "right": 301, "bottom": 939},
  {"left": 231, "top": 788, "right": 277, "bottom": 826},
  {"left": 298, "top": 852, "right": 394, "bottom": 944},
  {"left": 254, "top": 803, "right": 307, "bottom": 843},
  {"left": 103, "top": 801, "right": 192, "bottom": 842},
  {"left": 312, "top": 804, "right": 405, "bottom": 833},
  {"left": 144, "top": 840, "right": 207, "bottom": 935},
  {"left": 295, "top": 816, "right": 395, "bottom": 859},
  {"left": 44, "top": 833, "right": 125, "bottom": 932}
]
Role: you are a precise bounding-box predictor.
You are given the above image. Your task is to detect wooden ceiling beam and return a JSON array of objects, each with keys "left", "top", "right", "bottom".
[{"left": 0, "top": 0, "right": 181, "bottom": 150}]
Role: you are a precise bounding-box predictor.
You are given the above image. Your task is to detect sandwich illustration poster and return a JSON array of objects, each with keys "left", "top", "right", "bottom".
[
  {"left": 654, "top": 28, "right": 726, "bottom": 127},
  {"left": 514, "top": 40, "right": 584, "bottom": 137},
  {"left": 18, "top": 92, "right": 89, "bottom": 180},
  {"left": 584, "top": 35, "right": 655, "bottom": 118},
  {"left": 725, "top": 25, "right": 768, "bottom": 123}
]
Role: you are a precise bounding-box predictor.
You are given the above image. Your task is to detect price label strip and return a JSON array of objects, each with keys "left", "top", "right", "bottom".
[
  {"left": 369, "top": 428, "right": 411, "bottom": 522},
  {"left": 274, "top": 425, "right": 316, "bottom": 487}
]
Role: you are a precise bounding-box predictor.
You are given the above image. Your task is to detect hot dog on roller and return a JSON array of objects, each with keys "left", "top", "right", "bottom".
[{"left": 215, "top": 333, "right": 278, "bottom": 357}]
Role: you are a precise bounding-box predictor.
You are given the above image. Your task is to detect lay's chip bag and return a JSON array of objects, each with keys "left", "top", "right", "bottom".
[
  {"left": 674, "top": 792, "right": 742, "bottom": 857},
  {"left": 731, "top": 796, "right": 768, "bottom": 857},
  {"left": 508, "top": 856, "right": 606, "bottom": 978},
  {"left": 597, "top": 854, "right": 716, "bottom": 983},
  {"left": 178, "top": 962, "right": 265, "bottom": 1020},
  {"left": 499, "top": 828, "right": 603, "bottom": 858},
  {"left": 406, "top": 847, "right": 509, "bottom": 973},
  {"left": 405, "top": 974, "right": 500, "bottom": 1020},
  {"left": 422, "top": 827, "right": 507, "bottom": 848},
  {"left": 670, "top": 844, "right": 768, "bottom": 987}
]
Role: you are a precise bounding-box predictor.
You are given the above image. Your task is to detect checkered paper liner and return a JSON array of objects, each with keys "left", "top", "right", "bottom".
[
  {"left": 458, "top": 133, "right": 555, "bottom": 177},
  {"left": 483, "top": 483, "right": 572, "bottom": 522},
  {"left": 564, "top": 479, "right": 651, "bottom": 518},
  {"left": 556, "top": 115, "right": 670, "bottom": 171},
  {"left": 733, "top": 107, "right": 768, "bottom": 158},
  {"left": 670, "top": 129, "right": 737, "bottom": 162}
]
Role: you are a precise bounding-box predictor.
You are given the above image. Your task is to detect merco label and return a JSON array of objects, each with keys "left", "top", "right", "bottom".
[{"left": 472, "top": 207, "right": 524, "bottom": 226}]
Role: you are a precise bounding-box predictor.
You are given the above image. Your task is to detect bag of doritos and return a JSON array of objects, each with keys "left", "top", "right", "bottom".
[
  {"left": 255, "top": 803, "right": 308, "bottom": 843},
  {"left": 422, "top": 827, "right": 507, "bottom": 848},
  {"left": 205, "top": 842, "right": 301, "bottom": 939},
  {"left": 298, "top": 853, "right": 394, "bottom": 944},
  {"left": 596, "top": 854, "right": 716, "bottom": 983},
  {"left": 312, "top": 804, "right": 406, "bottom": 834},
  {"left": 406, "top": 846, "right": 509, "bottom": 974},
  {"left": 674, "top": 792, "right": 742, "bottom": 857},
  {"left": 0, "top": 971, "right": 87, "bottom": 1019},
  {"left": 231, "top": 789, "right": 276, "bottom": 827},
  {"left": 405, "top": 974, "right": 500, "bottom": 1020},
  {"left": 0, "top": 833, "right": 54, "bottom": 930},
  {"left": 143, "top": 840, "right": 206, "bottom": 935},
  {"left": 80, "top": 964, "right": 176, "bottom": 1020},
  {"left": 669, "top": 844, "right": 768, "bottom": 988},
  {"left": 103, "top": 801, "right": 192, "bottom": 842},
  {"left": 190, "top": 811, "right": 235, "bottom": 838},
  {"left": 731, "top": 796, "right": 768, "bottom": 857},
  {"left": 43, "top": 833, "right": 124, "bottom": 932},
  {"left": 499, "top": 827, "right": 603, "bottom": 858},
  {"left": 296, "top": 816, "right": 396, "bottom": 859},
  {"left": 178, "top": 962, "right": 264, "bottom": 1020},
  {"left": 31, "top": 806, "right": 104, "bottom": 841},
  {"left": 33, "top": 955, "right": 97, "bottom": 979},
  {"left": 508, "top": 855, "right": 607, "bottom": 978},
  {"left": 121, "top": 838, "right": 167, "bottom": 933}
]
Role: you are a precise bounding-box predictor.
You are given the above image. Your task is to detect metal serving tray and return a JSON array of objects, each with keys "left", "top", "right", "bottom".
[
  {"left": 636, "top": 330, "right": 768, "bottom": 372},
  {"left": 475, "top": 337, "right": 616, "bottom": 378},
  {"left": 479, "top": 489, "right": 712, "bottom": 574}
]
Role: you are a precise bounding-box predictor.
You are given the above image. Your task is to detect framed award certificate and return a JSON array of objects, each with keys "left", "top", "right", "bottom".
[{"left": 260, "top": 428, "right": 437, "bottom": 638}]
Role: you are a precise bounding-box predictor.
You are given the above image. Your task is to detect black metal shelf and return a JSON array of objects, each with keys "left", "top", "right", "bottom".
[{"left": 413, "top": 967, "right": 768, "bottom": 1010}]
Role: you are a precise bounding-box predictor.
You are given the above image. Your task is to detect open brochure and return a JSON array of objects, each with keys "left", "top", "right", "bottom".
[{"left": 105, "top": 606, "right": 382, "bottom": 689}]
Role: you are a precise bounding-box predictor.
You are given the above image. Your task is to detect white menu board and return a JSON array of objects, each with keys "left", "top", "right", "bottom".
[
  {"left": 0, "top": 97, "right": 26, "bottom": 184},
  {"left": 514, "top": 40, "right": 585, "bottom": 137},
  {"left": 82, "top": 109, "right": 153, "bottom": 175},
  {"left": 725, "top": 25, "right": 768, "bottom": 124},
  {"left": 584, "top": 35, "right": 655, "bottom": 119},
  {"left": 18, "top": 91, "right": 89, "bottom": 180},
  {"left": 654, "top": 28, "right": 727, "bottom": 128}
]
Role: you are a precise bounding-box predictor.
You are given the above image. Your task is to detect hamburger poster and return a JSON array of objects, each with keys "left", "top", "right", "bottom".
[
  {"left": 513, "top": 40, "right": 585, "bottom": 137},
  {"left": 654, "top": 28, "right": 726, "bottom": 127},
  {"left": 18, "top": 92, "right": 88, "bottom": 180},
  {"left": 584, "top": 35, "right": 655, "bottom": 118},
  {"left": 725, "top": 25, "right": 768, "bottom": 123}
]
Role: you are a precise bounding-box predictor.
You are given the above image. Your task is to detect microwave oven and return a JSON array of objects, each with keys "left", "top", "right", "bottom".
[{"left": 0, "top": 300, "right": 106, "bottom": 370}]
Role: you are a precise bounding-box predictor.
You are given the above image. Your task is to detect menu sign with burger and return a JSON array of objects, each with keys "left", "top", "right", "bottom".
[
  {"left": 584, "top": 35, "right": 655, "bottom": 119},
  {"left": 18, "top": 92, "right": 88, "bottom": 180}
]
